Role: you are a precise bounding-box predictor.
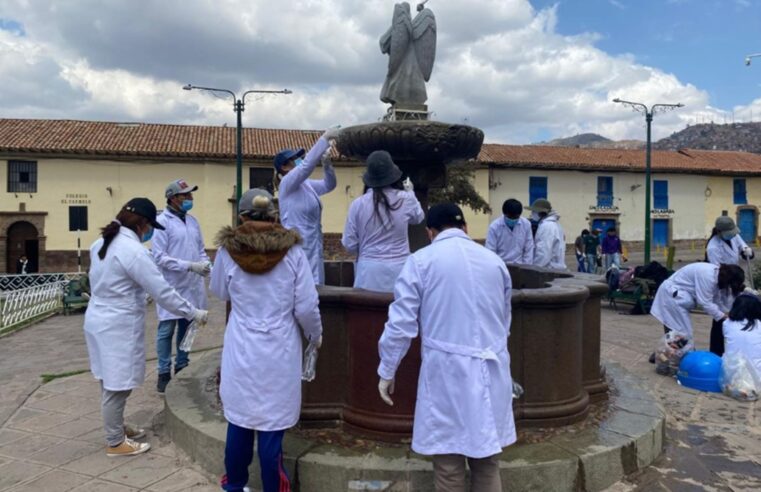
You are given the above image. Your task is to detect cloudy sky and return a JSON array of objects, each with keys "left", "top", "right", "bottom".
[{"left": 0, "top": 0, "right": 760, "bottom": 143}]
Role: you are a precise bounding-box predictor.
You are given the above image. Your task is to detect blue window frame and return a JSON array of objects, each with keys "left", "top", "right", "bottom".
[
  {"left": 653, "top": 180, "right": 668, "bottom": 209},
  {"left": 597, "top": 176, "right": 613, "bottom": 207},
  {"left": 529, "top": 176, "right": 547, "bottom": 205},
  {"left": 734, "top": 178, "right": 747, "bottom": 205}
]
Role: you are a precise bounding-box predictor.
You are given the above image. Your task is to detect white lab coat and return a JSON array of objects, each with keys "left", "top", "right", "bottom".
[
  {"left": 378, "top": 228, "right": 516, "bottom": 458},
  {"left": 279, "top": 137, "right": 335, "bottom": 285},
  {"left": 84, "top": 228, "right": 196, "bottom": 391},
  {"left": 210, "top": 244, "right": 322, "bottom": 431},
  {"left": 342, "top": 188, "right": 425, "bottom": 292},
  {"left": 706, "top": 235, "right": 752, "bottom": 266},
  {"left": 152, "top": 209, "right": 209, "bottom": 321},
  {"left": 485, "top": 216, "right": 534, "bottom": 265},
  {"left": 723, "top": 319, "right": 761, "bottom": 379},
  {"left": 650, "top": 262, "right": 727, "bottom": 338},
  {"left": 533, "top": 213, "right": 567, "bottom": 270}
]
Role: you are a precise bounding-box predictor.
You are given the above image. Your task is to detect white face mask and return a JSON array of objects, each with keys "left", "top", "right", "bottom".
[{"left": 531, "top": 211, "right": 541, "bottom": 222}]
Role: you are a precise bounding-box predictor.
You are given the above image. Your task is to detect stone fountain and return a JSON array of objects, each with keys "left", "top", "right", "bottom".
[{"left": 164, "top": 3, "right": 664, "bottom": 490}]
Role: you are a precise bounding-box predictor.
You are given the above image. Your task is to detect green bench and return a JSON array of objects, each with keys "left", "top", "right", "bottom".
[{"left": 63, "top": 277, "right": 90, "bottom": 315}]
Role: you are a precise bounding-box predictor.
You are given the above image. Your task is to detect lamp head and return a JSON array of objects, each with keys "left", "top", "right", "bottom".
[
  {"left": 612, "top": 98, "right": 621, "bottom": 103},
  {"left": 746, "top": 57, "right": 752, "bottom": 66},
  {"left": 182, "top": 84, "right": 192, "bottom": 91},
  {"left": 283, "top": 89, "right": 293, "bottom": 94}
]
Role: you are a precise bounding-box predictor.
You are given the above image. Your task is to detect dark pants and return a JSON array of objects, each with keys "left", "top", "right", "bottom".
[
  {"left": 710, "top": 319, "right": 725, "bottom": 357},
  {"left": 222, "top": 423, "right": 289, "bottom": 492}
]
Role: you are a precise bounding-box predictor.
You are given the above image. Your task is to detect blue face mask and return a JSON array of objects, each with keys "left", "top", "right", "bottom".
[
  {"left": 141, "top": 227, "right": 154, "bottom": 243},
  {"left": 181, "top": 199, "right": 193, "bottom": 212},
  {"left": 294, "top": 158, "right": 304, "bottom": 168},
  {"left": 722, "top": 232, "right": 736, "bottom": 241},
  {"left": 504, "top": 217, "right": 519, "bottom": 229}
]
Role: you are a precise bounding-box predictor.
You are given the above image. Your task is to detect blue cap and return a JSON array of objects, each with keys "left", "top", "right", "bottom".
[
  {"left": 677, "top": 351, "right": 722, "bottom": 393},
  {"left": 273, "top": 148, "right": 305, "bottom": 172}
]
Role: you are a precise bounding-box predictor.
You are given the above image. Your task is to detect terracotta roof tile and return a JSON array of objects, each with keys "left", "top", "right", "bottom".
[{"left": 1, "top": 118, "right": 761, "bottom": 175}]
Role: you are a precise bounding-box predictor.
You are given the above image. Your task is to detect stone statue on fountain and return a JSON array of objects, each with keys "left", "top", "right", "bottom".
[{"left": 379, "top": 1, "right": 436, "bottom": 120}]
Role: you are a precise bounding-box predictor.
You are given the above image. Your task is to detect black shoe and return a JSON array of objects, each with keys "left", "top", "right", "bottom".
[
  {"left": 157, "top": 373, "right": 171, "bottom": 393},
  {"left": 174, "top": 365, "right": 187, "bottom": 376},
  {"left": 648, "top": 352, "right": 656, "bottom": 364}
]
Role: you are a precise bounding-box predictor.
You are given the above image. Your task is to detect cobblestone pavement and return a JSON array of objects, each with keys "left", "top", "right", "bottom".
[{"left": 1, "top": 290, "right": 761, "bottom": 490}]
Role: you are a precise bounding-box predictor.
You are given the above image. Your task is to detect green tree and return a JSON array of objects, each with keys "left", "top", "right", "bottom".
[{"left": 428, "top": 162, "right": 491, "bottom": 214}]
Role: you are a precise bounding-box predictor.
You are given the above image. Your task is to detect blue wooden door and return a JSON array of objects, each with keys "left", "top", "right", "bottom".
[
  {"left": 592, "top": 218, "right": 616, "bottom": 234},
  {"left": 738, "top": 209, "right": 757, "bottom": 243},
  {"left": 653, "top": 219, "right": 669, "bottom": 248}
]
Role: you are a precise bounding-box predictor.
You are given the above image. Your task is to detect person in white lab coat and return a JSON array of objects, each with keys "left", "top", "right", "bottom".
[
  {"left": 530, "top": 198, "right": 567, "bottom": 270},
  {"left": 84, "top": 198, "right": 207, "bottom": 457},
  {"left": 485, "top": 198, "right": 534, "bottom": 264},
  {"left": 210, "top": 188, "right": 322, "bottom": 492},
  {"left": 378, "top": 203, "right": 515, "bottom": 492},
  {"left": 152, "top": 179, "right": 210, "bottom": 393},
  {"left": 276, "top": 127, "right": 341, "bottom": 285},
  {"left": 341, "top": 150, "right": 424, "bottom": 292},
  {"left": 651, "top": 262, "right": 745, "bottom": 348},
  {"left": 723, "top": 293, "right": 761, "bottom": 381}
]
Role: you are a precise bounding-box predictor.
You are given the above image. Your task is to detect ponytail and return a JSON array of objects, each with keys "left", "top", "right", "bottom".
[{"left": 97, "top": 210, "right": 148, "bottom": 259}]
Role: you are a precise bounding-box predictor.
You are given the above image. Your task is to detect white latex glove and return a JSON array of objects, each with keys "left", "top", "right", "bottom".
[
  {"left": 743, "top": 246, "right": 753, "bottom": 258},
  {"left": 320, "top": 150, "right": 333, "bottom": 170},
  {"left": 403, "top": 177, "right": 414, "bottom": 192},
  {"left": 378, "top": 378, "right": 395, "bottom": 406},
  {"left": 189, "top": 261, "right": 211, "bottom": 277},
  {"left": 193, "top": 309, "right": 209, "bottom": 325},
  {"left": 322, "top": 125, "right": 342, "bottom": 141}
]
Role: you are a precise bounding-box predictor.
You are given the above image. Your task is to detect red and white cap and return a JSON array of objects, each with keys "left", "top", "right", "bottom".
[{"left": 165, "top": 179, "right": 198, "bottom": 198}]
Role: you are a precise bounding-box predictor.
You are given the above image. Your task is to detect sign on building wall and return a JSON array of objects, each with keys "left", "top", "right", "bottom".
[{"left": 60, "top": 194, "right": 91, "bottom": 205}]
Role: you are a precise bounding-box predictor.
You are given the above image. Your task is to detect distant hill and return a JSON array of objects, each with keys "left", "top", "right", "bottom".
[
  {"left": 654, "top": 122, "right": 761, "bottom": 153},
  {"left": 537, "top": 133, "right": 644, "bottom": 150}
]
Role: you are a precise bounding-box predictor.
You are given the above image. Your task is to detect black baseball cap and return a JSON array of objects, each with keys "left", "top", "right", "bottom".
[
  {"left": 123, "top": 198, "right": 165, "bottom": 230},
  {"left": 426, "top": 203, "right": 466, "bottom": 230}
]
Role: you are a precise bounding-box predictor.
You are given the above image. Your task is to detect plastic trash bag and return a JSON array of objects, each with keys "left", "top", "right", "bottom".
[
  {"left": 302, "top": 340, "right": 319, "bottom": 382},
  {"left": 721, "top": 351, "right": 760, "bottom": 401},
  {"left": 512, "top": 381, "right": 524, "bottom": 399},
  {"left": 179, "top": 321, "right": 199, "bottom": 353},
  {"left": 655, "top": 331, "right": 693, "bottom": 377}
]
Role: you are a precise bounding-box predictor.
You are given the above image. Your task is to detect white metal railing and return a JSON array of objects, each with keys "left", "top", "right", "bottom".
[
  {"left": 0, "top": 272, "right": 83, "bottom": 294},
  {"left": 1, "top": 281, "right": 65, "bottom": 329}
]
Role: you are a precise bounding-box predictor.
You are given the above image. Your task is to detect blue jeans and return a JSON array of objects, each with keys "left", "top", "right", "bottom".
[
  {"left": 586, "top": 254, "right": 598, "bottom": 274},
  {"left": 604, "top": 253, "right": 621, "bottom": 271},
  {"left": 222, "top": 423, "right": 289, "bottom": 492},
  {"left": 576, "top": 253, "right": 586, "bottom": 272},
  {"left": 157, "top": 319, "right": 190, "bottom": 375}
]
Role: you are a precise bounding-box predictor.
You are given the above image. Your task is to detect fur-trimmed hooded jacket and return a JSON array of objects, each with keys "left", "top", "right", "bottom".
[
  {"left": 209, "top": 219, "right": 322, "bottom": 431},
  {"left": 215, "top": 221, "right": 302, "bottom": 274}
]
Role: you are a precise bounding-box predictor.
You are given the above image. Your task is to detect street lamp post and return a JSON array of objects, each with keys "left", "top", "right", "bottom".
[
  {"left": 182, "top": 84, "right": 292, "bottom": 218},
  {"left": 612, "top": 98, "right": 684, "bottom": 264},
  {"left": 745, "top": 53, "right": 761, "bottom": 66}
]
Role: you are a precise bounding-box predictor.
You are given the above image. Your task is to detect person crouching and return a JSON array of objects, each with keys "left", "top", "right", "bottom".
[{"left": 210, "top": 189, "right": 322, "bottom": 492}]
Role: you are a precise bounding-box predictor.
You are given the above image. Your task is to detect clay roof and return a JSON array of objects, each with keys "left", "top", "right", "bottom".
[
  {"left": 479, "top": 144, "right": 761, "bottom": 175},
  {"left": 1, "top": 118, "right": 761, "bottom": 175}
]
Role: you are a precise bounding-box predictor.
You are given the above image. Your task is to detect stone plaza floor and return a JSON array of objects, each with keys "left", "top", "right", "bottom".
[{"left": 0, "top": 292, "right": 760, "bottom": 490}]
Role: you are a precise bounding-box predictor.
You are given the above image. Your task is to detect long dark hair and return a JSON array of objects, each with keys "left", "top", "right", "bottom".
[
  {"left": 97, "top": 210, "right": 149, "bottom": 260},
  {"left": 366, "top": 179, "right": 405, "bottom": 224},
  {"left": 704, "top": 227, "right": 721, "bottom": 262},
  {"left": 718, "top": 263, "right": 746, "bottom": 296},
  {"left": 729, "top": 294, "right": 761, "bottom": 331}
]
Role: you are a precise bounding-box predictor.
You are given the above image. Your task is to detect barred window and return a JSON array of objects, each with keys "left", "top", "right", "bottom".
[
  {"left": 69, "top": 206, "right": 88, "bottom": 231},
  {"left": 8, "top": 160, "right": 37, "bottom": 193}
]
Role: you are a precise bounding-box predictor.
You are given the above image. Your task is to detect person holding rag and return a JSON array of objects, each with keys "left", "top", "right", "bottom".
[
  {"left": 485, "top": 198, "right": 534, "bottom": 265},
  {"left": 275, "top": 127, "right": 342, "bottom": 284},
  {"left": 211, "top": 188, "right": 322, "bottom": 492},
  {"left": 530, "top": 198, "right": 567, "bottom": 270},
  {"left": 341, "top": 150, "right": 424, "bottom": 292},
  {"left": 378, "top": 203, "right": 515, "bottom": 492},
  {"left": 84, "top": 198, "right": 208, "bottom": 457},
  {"left": 152, "top": 179, "right": 210, "bottom": 393},
  {"left": 705, "top": 216, "right": 755, "bottom": 356}
]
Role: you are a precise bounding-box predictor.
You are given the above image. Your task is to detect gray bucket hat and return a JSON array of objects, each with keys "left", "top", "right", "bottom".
[
  {"left": 528, "top": 198, "right": 552, "bottom": 213},
  {"left": 363, "top": 151, "right": 403, "bottom": 188},
  {"left": 239, "top": 188, "right": 276, "bottom": 220},
  {"left": 715, "top": 216, "right": 739, "bottom": 235}
]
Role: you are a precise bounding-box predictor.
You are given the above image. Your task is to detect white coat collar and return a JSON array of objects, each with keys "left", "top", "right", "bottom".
[
  {"left": 433, "top": 228, "right": 471, "bottom": 243},
  {"left": 118, "top": 227, "right": 141, "bottom": 242}
]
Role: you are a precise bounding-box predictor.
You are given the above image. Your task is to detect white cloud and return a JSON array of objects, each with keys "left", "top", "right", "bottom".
[{"left": 0, "top": 0, "right": 753, "bottom": 143}]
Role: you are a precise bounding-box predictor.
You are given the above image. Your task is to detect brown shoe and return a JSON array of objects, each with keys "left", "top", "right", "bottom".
[
  {"left": 124, "top": 425, "right": 146, "bottom": 440},
  {"left": 106, "top": 438, "right": 151, "bottom": 457}
]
